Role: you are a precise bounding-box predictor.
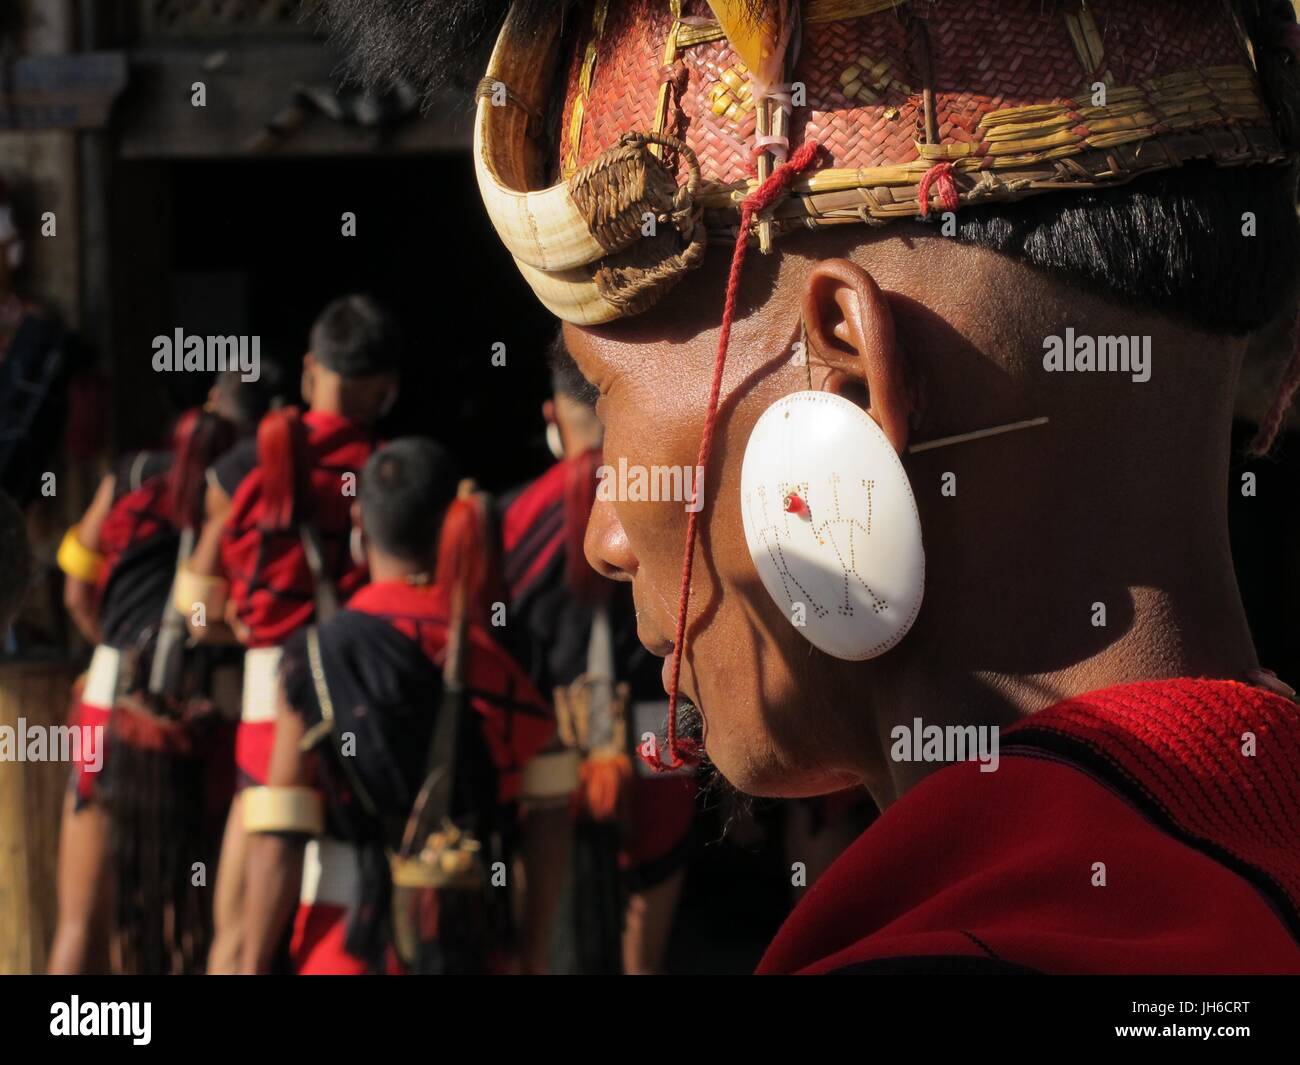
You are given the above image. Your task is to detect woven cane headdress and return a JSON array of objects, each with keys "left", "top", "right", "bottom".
[
  {"left": 475, "top": 0, "right": 1300, "bottom": 772},
  {"left": 474, "top": 0, "right": 1299, "bottom": 325}
]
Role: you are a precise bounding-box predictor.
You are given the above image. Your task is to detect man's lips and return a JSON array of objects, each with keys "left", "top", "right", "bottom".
[
  {"left": 634, "top": 624, "right": 683, "bottom": 699},
  {"left": 647, "top": 641, "right": 706, "bottom": 748}
]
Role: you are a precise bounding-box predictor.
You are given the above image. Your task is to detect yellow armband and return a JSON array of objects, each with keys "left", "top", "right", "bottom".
[
  {"left": 173, "top": 565, "right": 228, "bottom": 618},
  {"left": 57, "top": 526, "right": 105, "bottom": 584},
  {"left": 243, "top": 786, "right": 324, "bottom": 836}
]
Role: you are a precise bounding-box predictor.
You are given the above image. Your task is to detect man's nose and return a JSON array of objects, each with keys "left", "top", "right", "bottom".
[{"left": 585, "top": 496, "right": 636, "bottom": 583}]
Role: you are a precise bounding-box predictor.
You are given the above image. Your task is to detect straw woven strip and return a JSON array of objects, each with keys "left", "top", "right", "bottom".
[
  {"left": 650, "top": 0, "right": 687, "bottom": 158},
  {"left": 1063, "top": 3, "right": 1113, "bottom": 85},
  {"left": 695, "top": 122, "right": 1280, "bottom": 227}
]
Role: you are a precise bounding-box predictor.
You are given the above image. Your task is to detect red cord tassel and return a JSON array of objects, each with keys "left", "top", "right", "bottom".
[
  {"left": 643, "top": 139, "right": 823, "bottom": 774},
  {"left": 917, "top": 161, "right": 959, "bottom": 219}
]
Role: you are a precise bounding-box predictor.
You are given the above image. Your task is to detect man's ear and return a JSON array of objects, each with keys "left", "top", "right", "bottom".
[{"left": 802, "top": 258, "right": 912, "bottom": 453}]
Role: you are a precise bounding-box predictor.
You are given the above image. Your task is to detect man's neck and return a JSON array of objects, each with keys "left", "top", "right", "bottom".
[
  {"left": 308, "top": 398, "right": 346, "bottom": 418},
  {"left": 367, "top": 553, "right": 434, "bottom": 585},
  {"left": 862, "top": 451, "right": 1257, "bottom": 809}
]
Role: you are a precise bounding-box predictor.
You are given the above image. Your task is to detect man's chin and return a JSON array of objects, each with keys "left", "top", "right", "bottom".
[{"left": 702, "top": 717, "right": 851, "bottom": 800}]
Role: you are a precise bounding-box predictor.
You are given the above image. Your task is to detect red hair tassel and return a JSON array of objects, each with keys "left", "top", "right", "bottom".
[
  {"left": 257, "top": 407, "right": 309, "bottom": 531},
  {"left": 170, "top": 407, "right": 236, "bottom": 531}
]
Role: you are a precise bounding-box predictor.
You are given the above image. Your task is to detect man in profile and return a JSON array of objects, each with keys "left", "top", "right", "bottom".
[
  {"left": 184, "top": 294, "right": 400, "bottom": 972},
  {"left": 327, "top": 0, "right": 1300, "bottom": 973}
]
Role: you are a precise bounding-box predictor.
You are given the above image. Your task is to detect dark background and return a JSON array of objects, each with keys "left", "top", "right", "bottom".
[{"left": 111, "top": 151, "right": 557, "bottom": 494}]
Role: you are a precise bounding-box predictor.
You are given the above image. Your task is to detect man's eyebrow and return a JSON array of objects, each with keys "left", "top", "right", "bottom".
[{"left": 547, "top": 332, "right": 601, "bottom": 408}]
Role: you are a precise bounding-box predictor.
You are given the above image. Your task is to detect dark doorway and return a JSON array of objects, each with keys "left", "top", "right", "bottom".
[{"left": 110, "top": 151, "right": 557, "bottom": 493}]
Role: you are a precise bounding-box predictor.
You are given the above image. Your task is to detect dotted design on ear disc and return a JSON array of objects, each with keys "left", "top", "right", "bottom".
[{"left": 741, "top": 391, "right": 925, "bottom": 661}]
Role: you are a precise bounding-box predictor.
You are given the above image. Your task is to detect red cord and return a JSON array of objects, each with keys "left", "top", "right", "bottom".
[
  {"left": 917, "top": 161, "right": 959, "bottom": 219},
  {"left": 643, "top": 139, "right": 823, "bottom": 773}
]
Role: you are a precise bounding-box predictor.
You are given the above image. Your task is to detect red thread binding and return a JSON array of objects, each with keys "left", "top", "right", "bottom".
[
  {"left": 643, "top": 139, "right": 823, "bottom": 773},
  {"left": 917, "top": 161, "right": 959, "bottom": 219}
]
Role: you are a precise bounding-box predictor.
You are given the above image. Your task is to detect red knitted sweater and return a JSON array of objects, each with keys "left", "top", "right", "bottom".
[{"left": 757, "top": 678, "right": 1300, "bottom": 974}]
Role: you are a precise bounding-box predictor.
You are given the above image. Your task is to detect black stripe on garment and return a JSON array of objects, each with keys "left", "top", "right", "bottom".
[
  {"left": 463, "top": 684, "right": 552, "bottom": 720},
  {"left": 503, "top": 500, "right": 564, "bottom": 592},
  {"left": 1002, "top": 730, "right": 1300, "bottom": 947}
]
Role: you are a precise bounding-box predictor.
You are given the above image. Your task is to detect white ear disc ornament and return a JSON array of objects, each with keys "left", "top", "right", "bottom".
[{"left": 740, "top": 391, "right": 924, "bottom": 661}]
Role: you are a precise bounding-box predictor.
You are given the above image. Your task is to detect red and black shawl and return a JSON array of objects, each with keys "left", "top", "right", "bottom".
[
  {"left": 216, "top": 410, "right": 373, "bottom": 647},
  {"left": 758, "top": 678, "right": 1300, "bottom": 975}
]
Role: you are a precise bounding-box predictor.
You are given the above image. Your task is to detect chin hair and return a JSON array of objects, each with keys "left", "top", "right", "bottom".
[
  {"left": 319, "top": 0, "right": 580, "bottom": 102},
  {"left": 675, "top": 698, "right": 758, "bottom": 834}
]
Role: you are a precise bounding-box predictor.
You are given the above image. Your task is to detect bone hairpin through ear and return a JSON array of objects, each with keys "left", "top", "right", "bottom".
[{"left": 908, "top": 417, "right": 1050, "bottom": 454}]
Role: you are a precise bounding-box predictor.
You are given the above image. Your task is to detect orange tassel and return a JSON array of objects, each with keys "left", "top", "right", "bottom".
[
  {"left": 579, "top": 752, "right": 632, "bottom": 822},
  {"left": 435, "top": 483, "right": 509, "bottom": 628}
]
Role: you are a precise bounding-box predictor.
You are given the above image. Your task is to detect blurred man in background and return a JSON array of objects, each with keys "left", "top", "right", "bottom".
[
  {"left": 185, "top": 294, "right": 400, "bottom": 972},
  {"left": 498, "top": 336, "right": 697, "bottom": 974}
]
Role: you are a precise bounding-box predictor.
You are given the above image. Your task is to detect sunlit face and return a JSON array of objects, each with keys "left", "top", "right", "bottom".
[
  {"left": 563, "top": 222, "right": 1092, "bottom": 798},
  {"left": 564, "top": 249, "right": 869, "bottom": 798}
]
